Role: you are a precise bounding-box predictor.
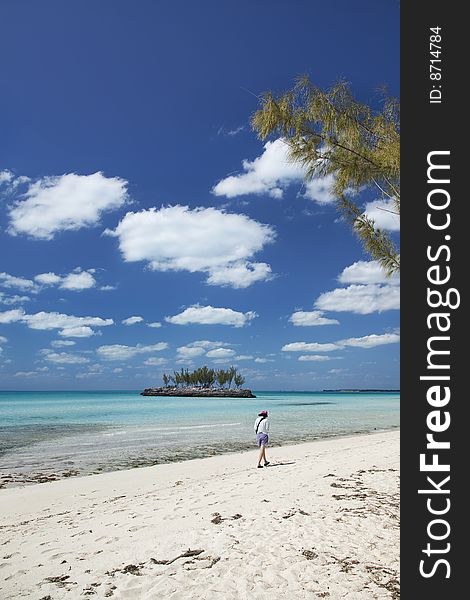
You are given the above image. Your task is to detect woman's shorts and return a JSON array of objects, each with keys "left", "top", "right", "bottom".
[{"left": 256, "top": 433, "right": 269, "bottom": 447}]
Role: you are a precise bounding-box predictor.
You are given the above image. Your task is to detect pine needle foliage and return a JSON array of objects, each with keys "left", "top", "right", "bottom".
[
  {"left": 162, "top": 366, "right": 245, "bottom": 389},
  {"left": 251, "top": 76, "right": 400, "bottom": 274}
]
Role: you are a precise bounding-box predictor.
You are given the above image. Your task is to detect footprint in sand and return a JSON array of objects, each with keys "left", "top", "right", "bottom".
[
  {"left": 105, "top": 537, "right": 120, "bottom": 545},
  {"left": 4, "top": 569, "right": 27, "bottom": 581}
]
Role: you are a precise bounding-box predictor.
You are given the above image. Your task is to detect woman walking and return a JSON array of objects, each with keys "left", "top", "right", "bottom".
[{"left": 254, "top": 410, "right": 270, "bottom": 468}]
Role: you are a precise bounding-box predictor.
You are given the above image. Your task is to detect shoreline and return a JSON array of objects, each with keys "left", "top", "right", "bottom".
[
  {"left": 0, "top": 425, "right": 399, "bottom": 490},
  {"left": 0, "top": 430, "right": 399, "bottom": 599}
]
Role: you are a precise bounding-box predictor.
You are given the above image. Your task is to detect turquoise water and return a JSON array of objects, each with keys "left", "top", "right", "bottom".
[{"left": 0, "top": 390, "right": 399, "bottom": 483}]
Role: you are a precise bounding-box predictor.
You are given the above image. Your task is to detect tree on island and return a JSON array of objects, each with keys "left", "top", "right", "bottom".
[
  {"left": 234, "top": 372, "right": 245, "bottom": 388},
  {"left": 252, "top": 76, "right": 400, "bottom": 275},
  {"left": 162, "top": 366, "right": 246, "bottom": 389}
]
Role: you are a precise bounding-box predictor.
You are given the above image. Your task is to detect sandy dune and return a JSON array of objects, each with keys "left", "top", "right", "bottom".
[{"left": 0, "top": 430, "right": 399, "bottom": 599}]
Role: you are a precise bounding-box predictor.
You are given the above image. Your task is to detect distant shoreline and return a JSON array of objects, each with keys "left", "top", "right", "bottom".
[{"left": 322, "top": 389, "right": 400, "bottom": 393}]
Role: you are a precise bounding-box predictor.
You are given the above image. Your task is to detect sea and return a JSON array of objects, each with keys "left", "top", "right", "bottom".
[{"left": 0, "top": 390, "right": 399, "bottom": 486}]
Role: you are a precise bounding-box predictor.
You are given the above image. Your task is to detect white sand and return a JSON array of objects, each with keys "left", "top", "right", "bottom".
[{"left": 0, "top": 430, "right": 399, "bottom": 600}]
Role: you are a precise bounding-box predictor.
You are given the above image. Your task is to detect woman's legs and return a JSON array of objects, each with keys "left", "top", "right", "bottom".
[
  {"left": 262, "top": 445, "right": 269, "bottom": 465},
  {"left": 257, "top": 444, "right": 268, "bottom": 466}
]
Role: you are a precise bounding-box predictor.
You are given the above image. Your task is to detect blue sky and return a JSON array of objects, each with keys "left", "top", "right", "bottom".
[{"left": 0, "top": 0, "right": 400, "bottom": 391}]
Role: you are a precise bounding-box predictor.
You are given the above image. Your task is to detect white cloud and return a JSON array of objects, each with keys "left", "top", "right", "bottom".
[
  {"left": 176, "top": 346, "right": 206, "bottom": 358},
  {"left": 282, "top": 342, "right": 341, "bottom": 353},
  {"left": 339, "top": 333, "right": 401, "bottom": 349},
  {"left": 315, "top": 284, "right": 400, "bottom": 314},
  {"left": 0, "top": 309, "right": 25, "bottom": 324},
  {"left": 14, "top": 371, "right": 38, "bottom": 377},
  {"left": 44, "top": 352, "right": 90, "bottom": 364},
  {"left": 106, "top": 205, "right": 275, "bottom": 288},
  {"left": 0, "top": 272, "right": 37, "bottom": 291},
  {"left": 58, "top": 326, "right": 96, "bottom": 338},
  {"left": 289, "top": 310, "right": 339, "bottom": 326},
  {"left": 122, "top": 316, "right": 144, "bottom": 326},
  {"left": 51, "top": 340, "right": 76, "bottom": 347},
  {"left": 26, "top": 312, "right": 112, "bottom": 331},
  {"left": 0, "top": 170, "right": 14, "bottom": 184},
  {"left": 212, "top": 138, "right": 335, "bottom": 204},
  {"left": 75, "top": 363, "right": 106, "bottom": 378},
  {"left": 175, "top": 358, "right": 195, "bottom": 365},
  {"left": 176, "top": 340, "right": 233, "bottom": 358},
  {"left": 12, "top": 176, "right": 32, "bottom": 188},
  {"left": 185, "top": 340, "right": 232, "bottom": 349},
  {"left": 282, "top": 332, "right": 400, "bottom": 353},
  {"left": 0, "top": 292, "right": 30, "bottom": 305},
  {"left": 100, "top": 285, "right": 117, "bottom": 291},
  {"left": 206, "top": 262, "right": 273, "bottom": 288},
  {"left": 338, "top": 261, "right": 400, "bottom": 286},
  {"left": 76, "top": 372, "right": 101, "bottom": 379},
  {"left": 364, "top": 198, "right": 400, "bottom": 231},
  {"left": 212, "top": 139, "right": 304, "bottom": 199},
  {"left": 298, "top": 261, "right": 400, "bottom": 319},
  {"left": 143, "top": 357, "right": 167, "bottom": 366},
  {"left": 254, "top": 357, "right": 274, "bottom": 363},
  {"left": 0, "top": 309, "right": 113, "bottom": 336},
  {"left": 218, "top": 125, "right": 245, "bottom": 137},
  {"left": 206, "top": 348, "right": 235, "bottom": 359},
  {"left": 234, "top": 355, "right": 254, "bottom": 361},
  {"left": 166, "top": 305, "right": 257, "bottom": 327},
  {"left": 97, "top": 342, "right": 168, "bottom": 361},
  {"left": 0, "top": 335, "right": 7, "bottom": 343},
  {"left": 302, "top": 175, "right": 335, "bottom": 204},
  {"left": 7, "top": 172, "right": 128, "bottom": 240},
  {"left": 60, "top": 270, "right": 96, "bottom": 291},
  {"left": 147, "top": 322, "right": 162, "bottom": 328},
  {"left": 2, "top": 269, "right": 98, "bottom": 293},
  {"left": 113, "top": 368, "right": 123, "bottom": 373},
  {"left": 298, "top": 355, "right": 335, "bottom": 362},
  {"left": 227, "top": 125, "right": 245, "bottom": 136},
  {"left": 34, "top": 272, "right": 62, "bottom": 285}
]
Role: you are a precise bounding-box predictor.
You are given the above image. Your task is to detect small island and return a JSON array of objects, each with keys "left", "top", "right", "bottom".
[{"left": 141, "top": 366, "right": 256, "bottom": 398}]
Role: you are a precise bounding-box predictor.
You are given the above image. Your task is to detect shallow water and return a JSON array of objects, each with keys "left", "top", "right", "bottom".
[{"left": 0, "top": 390, "right": 399, "bottom": 484}]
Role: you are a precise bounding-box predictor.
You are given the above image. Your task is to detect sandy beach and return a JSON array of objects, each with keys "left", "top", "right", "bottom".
[{"left": 0, "top": 430, "right": 399, "bottom": 599}]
